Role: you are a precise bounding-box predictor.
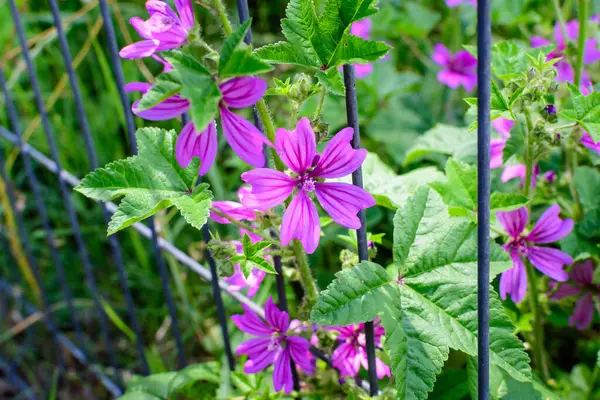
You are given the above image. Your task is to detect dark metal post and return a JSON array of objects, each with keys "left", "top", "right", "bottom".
[
  {"left": 97, "top": 0, "right": 187, "bottom": 368},
  {"left": 343, "top": 64, "right": 378, "bottom": 396},
  {"left": 477, "top": 0, "right": 492, "bottom": 397},
  {"left": 7, "top": 0, "right": 120, "bottom": 379},
  {"left": 47, "top": 0, "right": 150, "bottom": 374}
]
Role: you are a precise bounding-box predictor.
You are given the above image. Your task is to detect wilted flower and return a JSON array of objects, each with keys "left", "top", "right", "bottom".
[
  {"left": 550, "top": 260, "right": 599, "bottom": 330},
  {"left": 232, "top": 297, "right": 314, "bottom": 394},
  {"left": 126, "top": 76, "right": 271, "bottom": 174},
  {"left": 241, "top": 118, "right": 376, "bottom": 253},
  {"left": 432, "top": 44, "right": 477, "bottom": 91},
  {"left": 329, "top": 319, "right": 390, "bottom": 379},
  {"left": 497, "top": 205, "right": 574, "bottom": 303},
  {"left": 119, "top": 0, "right": 194, "bottom": 59}
]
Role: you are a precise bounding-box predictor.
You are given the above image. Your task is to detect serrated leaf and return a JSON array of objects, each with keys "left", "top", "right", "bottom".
[
  {"left": 248, "top": 256, "right": 278, "bottom": 275},
  {"left": 429, "top": 369, "right": 470, "bottom": 400},
  {"left": 404, "top": 125, "right": 477, "bottom": 166},
  {"left": 75, "top": 128, "right": 212, "bottom": 234},
  {"left": 491, "top": 80, "right": 510, "bottom": 112},
  {"left": 254, "top": 0, "right": 389, "bottom": 69},
  {"left": 509, "top": 86, "right": 525, "bottom": 107},
  {"left": 315, "top": 68, "right": 346, "bottom": 96},
  {"left": 491, "top": 41, "right": 552, "bottom": 81},
  {"left": 163, "top": 51, "right": 211, "bottom": 76},
  {"left": 137, "top": 70, "right": 182, "bottom": 112},
  {"left": 394, "top": 188, "right": 531, "bottom": 386},
  {"left": 502, "top": 121, "right": 525, "bottom": 163},
  {"left": 218, "top": 19, "right": 273, "bottom": 78},
  {"left": 170, "top": 185, "right": 212, "bottom": 230},
  {"left": 220, "top": 20, "right": 251, "bottom": 69},
  {"left": 560, "top": 84, "right": 600, "bottom": 141},
  {"left": 429, "top": 159, "right": 477, "bottom": 212},
  {"left": 489, "top": 192, "right": 530, "bottom": 212}
]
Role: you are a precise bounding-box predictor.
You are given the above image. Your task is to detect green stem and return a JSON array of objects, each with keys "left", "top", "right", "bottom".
[
  {"left": 523, "top": 109, "right": 535, "bottom": 199},
  {"left": 256, "top": 99, "right": 286, "bottom": 171},
  {"left": 565, "top": 141, "right": 583, "bottom": 220},
  {"left": 552, "top": 0, "right": 569, "bottom": 44},
  {"left": 574, "top": 0, "right": 589, "bottom": 87},
  {"left": 212, "top": 0, "right": 233, "bottom": 36},
  {"left": 293, "top": 240, "right": 318, "bottom": 310},
  {"left": 524, "top": 261, "right": 551, "bottom": 382},
  {"left": 313, "top": 85, "right": 327, "bottom": 120}
]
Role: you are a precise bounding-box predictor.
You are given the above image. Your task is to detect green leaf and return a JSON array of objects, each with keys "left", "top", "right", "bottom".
[
  {"left": 358, "top": 153, "right": 444, "bottom": 210},
  {"left": 218, "top": 20, "right": 273, "bottom": 78},
  {"left": 315, "top": 68, "right": 346, "bottom": 96},
  {"left": 254, "top": 0, "right": 389, "bottom": 68},
  {"left": 560, "top": 84, "right": 600, "bottom": 142},
  {"left": 491, "top": 41, "right": 551, "bottom": 81},
  {"left": 429, "top": 369, "right": 470, "bottom": 400},
  {"left": 574, "top": 166, "right": 600, "bottom": 212},
  {"left": 137, "top": 70, "right": 182, "bottom": 112},
  {"left": 489, "top": 192, "right": 530, "bottom": 212},
  {"left": 502, "top": 121, "right": 525, "bottom": 163},
  {"left": 393, "top": 2, "right": 441, "bottom": 39},
  {"left": 75, "top": 128, "right": 212, "bottom": 234},
  {"left": 429, "top": 159, "right": 477, "bottom": 212},
  {"left": 248, "top": 256, "right": 278, "bottom": 275},
  {"left": 165, "top": 51, "right": 221, "bottom": 133},
  {"left": 509, "top": 86, "right": 525, "bottom": 107},
  {"left": 491, "top": 80, "right": 510, "bottom": 112},
  {"left": 120, "top": 362, "right": 220, "bottom": 399},
  {"left": 404, "top": 125, "right": 477, "bottom": 165}
]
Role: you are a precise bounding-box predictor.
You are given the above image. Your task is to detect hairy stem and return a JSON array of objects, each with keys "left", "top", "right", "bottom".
[
  {"left": 293, "top": 240, "right": 318, "bottom": 310},
  {"left": 313, "top": 85, "right": 327, "bottom": 120},
  {"left": 256, "top": 99, "right": 286, "bottom": 171},
  {"left": 212, "top": 0, "right": 233, "bottom": 36},
  {"left": 574, "top": 0, "right": 589, "bottom": 87}
]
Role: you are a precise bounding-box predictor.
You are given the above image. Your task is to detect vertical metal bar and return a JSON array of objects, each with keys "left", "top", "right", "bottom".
[
  {"left": 0, "top": 145, "right": 65, "bottom": 370},
  {"left": 1, "top": 63, "right": 88, "bottom": 353},
  {"left": 47, "top": 0, "right": 149, "bottom": 375},
  {"left": 98, "top": 0, "right": 187, "bottom": 368},
  {"left": 343, "top": 64, "right": 378, "bottom": 395},
  {"left": 235, "top": 0, "right": 300, "bottom": 390},
  {"left": 477, "top": 0, "right": 492, "bottom": 397},
  {"left": 7, "top": 0, "right": 120, "bottom": 379}
]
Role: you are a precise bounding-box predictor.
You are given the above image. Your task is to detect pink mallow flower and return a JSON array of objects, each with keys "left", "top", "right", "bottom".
[
  {"left": 125, "top": 76, "right": 272, "bottom": 174},
  {"left": 119, "top": 0, "right": 194, "bottom": 59},
  {"left": 350, "top": 19, "right": 374, "bottom": 78},
  {"left": 581, "top": 131, "right": 600, "bottom": 154},
  {"left": 224, "top": 241, "right": 266, "bottom": 298},
  {"left": 241, "top": 118, "right": 376, "bottom": 254},
  {"left": 445, "top": 0, "right": 477, "bottom": 6},
  {"left": 432, "top": 43, "right": 477, "bottom": 91},
  {"left": 531, "top": 19, "right": 600, "bottom": 85},
  {"left": 210, "top": 187, "right": 263, "bottom": 242},
  {"left": 550, "top": 260, "right": 599, "bottom": 330},
  {"left": 330, "top": 319, "right": 390, "bottom": 379},
  {"left": 232, "top": 297, "right": 314, "bottom": 394},
  {"left": 497, "top": 205, "right": 574, "bottom": 303},
  {"left": 489, "top": 118, "right": 540, "bottom": 186}
]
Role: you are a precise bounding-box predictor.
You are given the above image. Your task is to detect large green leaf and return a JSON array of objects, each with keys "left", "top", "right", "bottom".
[
  {"left": 254, "top": 0, "right": 389, "bottom": 68},
  {"left": 137, "top": 70, "right": 182, "bottom": 112},
  {"left": 560, "top": 84, "right": 600, "bottom": 141},
  {"left": 75, "top": 128, "right": 213, "bottom": 234},
  {"left": 574, "top": 166, "right": 600, "bottom": 212},
  {"left": 403, "top": 125, "right": 477, "bottom": 166}
]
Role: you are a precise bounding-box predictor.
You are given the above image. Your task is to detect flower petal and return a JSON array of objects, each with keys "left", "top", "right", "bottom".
[
  {"left": 492, "top": 117, "right": 514, "bottom": 138},
  {"left": 275, "top": 117, "right": 317, "bottom": 174},
  {"left": 265, "top": 297, "right": 290, "bottom": 332},
  {"left": 231, "top": 304, "right": 274, "bottom": 336},
  {"left": 130, "top": 17, "right": 152, "bottom": 39},
  {"left": 314, "top": 183, "right": 375, "bottom": 229},
  {"left": 571, "top": 260, "right": 594, "bottom": 285},
  {"left": 528, "top": 246, "right": 572, "bottom": 281},
  {"left": 220, "top": 77, "right": 268, "bottom": 109},
  {"left": 499, "top": 250, "right": 528, "bottom": 303},
  {"left": 175, "top": 0, "right": 195, "bottom": 30},
  {"left": 312, "top": 127, "right": 366, "bottom": 178},
  {"left": 525, "top": 204, "right": 573, "bottom": 243},
  {"left": 350, "top": 19, "right": 371, "bottom": 40},
  {"left": 581, "top": 131, "right": 600, "bottom": 154},
  {"left": 125, "top": 82, "right": 152, "bottom": 94},
  {"left": 210, "top": 201, "right": 256, "bottom": 224},
  {"left": 496, "top": 207, "right": 528, "bottom": 239},
  {"left": 549, "top": 283, "right": 582, "bottom": 300},
  {"left": 243, "top": 343, "right": 277, "bottom": 373},
  {"left": 583, "top": 39, "right": 600, "bottom": 64},
  {"left": 273, "top": 347, "right": 293, "bottom": 394},
  {"left": 132, "top": 95, "right": 190, "bottom": 121},
  {"left": 220, "top": 106, "right": 272, "bottom": 167},
  {"left": 332, "top": 342, "right": 360, "bottom": 377},
  {"left": 240, "top": 169, "right": 296, "bottom": 210},
  {"left": 531, "top": 36, "right": 551, "bottom": 48},
  {"left": 490, "top": 138, "right": 506, "bottom": 169},
  {"left": 280, "top": 191, "right": 320, "bottom": 254},
  {"left": 175, "top": 121, "right": 217, "bottom": 175},
  {"left": 287, "top": 336, "right": 314, "bottom": 375},
  {"left": 146, "top": 0, "right": 179, "bottom": 19},
  {"left": 432, "top": 43, "right": 452, "bottom": 66},
  {"left": 119, "top": 39, "right": 159, "bottom": 59},
  {"left": 569, "top": 293, "right": 595, "bottom": 330}
]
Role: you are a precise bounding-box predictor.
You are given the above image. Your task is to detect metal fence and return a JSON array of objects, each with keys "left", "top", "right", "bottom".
[{"left": 0, "top": 0, "right": 493, "bottom": 398}]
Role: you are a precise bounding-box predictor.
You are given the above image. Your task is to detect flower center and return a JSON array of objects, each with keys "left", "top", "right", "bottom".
[
  {"left": 299, "top": 175, "right": 316, "bottom": 192},
  {"left": 506, "top": 237, "right": 529, "bottom": 257},
  {"left": 267, "top": 335, "right": 284, "bottom": 351}
]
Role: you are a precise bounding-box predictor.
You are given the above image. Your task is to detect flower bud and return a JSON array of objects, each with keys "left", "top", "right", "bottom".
[{"left": 288, "top": 74, "right": 315, "bottom": 104}]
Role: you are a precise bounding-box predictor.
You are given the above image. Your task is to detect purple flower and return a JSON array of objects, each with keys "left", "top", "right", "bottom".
[
  {"left": 119, "top": 0, "right": 194, "bottom": 59},
  {"left": 330, "top": 319, "right": 390, "bottom": 379},
  {"left": 223, "top": 241, "right": 266, "bottom": 298},
  {"left": 241, "top": 118, "right": 376, "bottom": 254},
  {"left": 581, "top": 131, "right": 600, "bottom": 154},
  {"left": 543, "top": 170, "right": 556, "bottom": 183},
  {"left": 232, "top": 297, "right": 314, "bottom": 394},
  {"left": 432, "top": 43, "right": 477, "bottom": 91},
  {"left": 211, "top": 187, "right": 257, "bottom": 224},
  {"left": 531, "top": 19, "right": 600, "bottom": 85},
  {"left": 550, "top": 260, "right": 599, "bottom": 330},
  {"left": 445, "top": 0, "right": 477, "bottom": 7},
  {"left": 126, "top": 76, "right": 272, "bottom": 174},
  {"left": 497, "top": 205, "right": 574, "bottom": 303}
]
